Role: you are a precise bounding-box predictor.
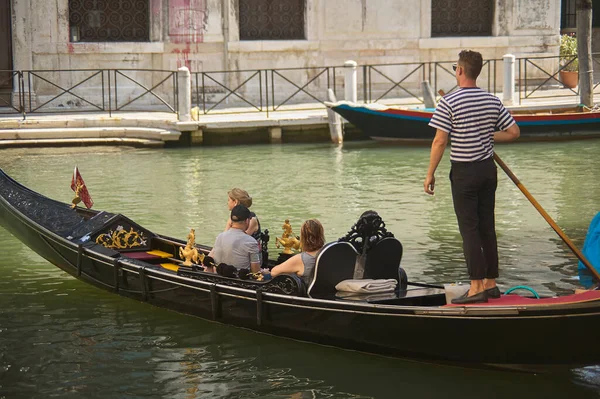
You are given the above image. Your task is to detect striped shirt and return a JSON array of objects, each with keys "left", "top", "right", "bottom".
[{"left": 428, "top": 87, "right": 515, "bottom": 162}]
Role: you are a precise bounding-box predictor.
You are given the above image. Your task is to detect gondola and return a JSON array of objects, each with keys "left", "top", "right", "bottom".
[
  {"left": 328, "top": 102, "right": 600, "bottom": 142},
  {"left": 1, "top": 167, "right": 600, "bottom": 371}
]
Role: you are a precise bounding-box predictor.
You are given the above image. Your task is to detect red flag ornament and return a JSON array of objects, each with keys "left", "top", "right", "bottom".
[{"left": 70, "top": 166, "right": 94, "bottom": 209}]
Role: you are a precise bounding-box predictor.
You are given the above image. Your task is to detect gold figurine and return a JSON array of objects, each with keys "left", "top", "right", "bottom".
[
  {"left": 275, "top": 219, "right": 301, "bottom": 254},
  {"left": 180, "top": 228, "right": 202, "bottom": 266},
  {"left": 71, "top": 183, "right": 82, "bottom": 209}
]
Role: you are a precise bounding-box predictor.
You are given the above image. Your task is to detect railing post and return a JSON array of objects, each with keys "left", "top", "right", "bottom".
[
  {"left": 503, "top": 54, "right": 515, "bottom": 105},
  {"left": 107, "top": 69, "right": 112, "bottom": 117},
  {"left": 344, "top": 60, "right": 358, "bottom": 103},
  {"left": 362, "top": 65, "right": 367, "bottom": 103},
  {"left": 177, "top": 66, "right": 191, "bottom": 121}
]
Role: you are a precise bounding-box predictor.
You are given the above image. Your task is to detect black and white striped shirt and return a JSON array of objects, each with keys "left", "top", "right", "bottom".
[{"left": 428, "top": 87, "right": 515, "bottom": 162}]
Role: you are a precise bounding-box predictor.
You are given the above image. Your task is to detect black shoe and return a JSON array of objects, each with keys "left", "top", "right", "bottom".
[
  {"left": 486, "top": 286, "right": 501, "bottom": 299},
  {"left": 451, "top": 290, "right": 488, "bottom": 304}
]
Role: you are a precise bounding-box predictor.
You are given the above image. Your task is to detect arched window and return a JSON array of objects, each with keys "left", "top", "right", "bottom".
[
  {"left": 431, "top": 0, "right": 493, "bottom": 37},
  {"left": 68, "top": 0, "right": 149, "bottom": 42},
  {"left": 239, "top": 0, "right": 305, "bottom": 40}
]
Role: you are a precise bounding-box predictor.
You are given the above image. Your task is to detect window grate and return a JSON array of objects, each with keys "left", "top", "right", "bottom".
[
  {"left": 431, "top": 0, "right": 493, "bottom": 37},
  {"left": 69, "top": 0, "right": 149, "bottom": 42},
  {"left": 561, "top": 0, "right": 577, "bottom": 29},
  {"left": 239, "top": 0, "right": 305, "bottom": 41}
]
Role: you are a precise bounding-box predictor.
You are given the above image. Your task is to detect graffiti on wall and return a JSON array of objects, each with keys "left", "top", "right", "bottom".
[
  {"left": 169, "top": 0, "right": 208, "bottom": 69},
  {"left": 169, "top": 0, "right": 208, "bottom": 43}
]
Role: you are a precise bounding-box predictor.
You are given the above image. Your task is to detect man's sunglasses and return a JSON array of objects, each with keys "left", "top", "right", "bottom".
[{"left": 452, "top": 63, "right": 458, "bottom": 72}]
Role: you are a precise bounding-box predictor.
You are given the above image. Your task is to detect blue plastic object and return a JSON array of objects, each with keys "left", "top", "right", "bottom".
[
  {"left": 579, "top": 212, "right": 600, "bottom": 288},
  {"left": 504, "top": 285, "right": 540, "bottom": 299}
]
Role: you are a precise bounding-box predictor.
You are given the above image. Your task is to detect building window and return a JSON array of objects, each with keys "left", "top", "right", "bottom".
[
  {"left": 239, "top": 0, "right": 305, "bottom": 40},
  {"left": 431, "top": 0, "right": 493, "bottom": 37},
  {"left": 68, "top": 0, "right": 149, "bottom": 42},
  {"left": 561, "top": 0, "right": 576, "bottom": 30}
]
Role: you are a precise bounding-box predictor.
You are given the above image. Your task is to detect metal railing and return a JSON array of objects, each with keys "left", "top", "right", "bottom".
[
  {"left": 26, "top": 69, "right": 108, "bottom": 114},
  {"left": 192, "top": 69, "right": 265, "bottom": 114},
  {"left": 517, "top": 54, "right": 600, "bottom": 104},
  {"left": 191, "top": 66, "right": 340, "bottom": 116},
  {"left": 0, "top": 56, "right": 596, "bottom": 119},
  {"left": 269, "top": 66, "right": 338, "bottom": 111},
  {"left": 364, "top": 62, "right": 427, "bottom": 104},
  {"left": 0, "top": 70, "right": 24, "bottom": 115},
  {"left": 0, "top": 69, "right": 178, "bottom": 119},
  {"left": 112, "top": 69, "right": 177, "bottom": 113}
]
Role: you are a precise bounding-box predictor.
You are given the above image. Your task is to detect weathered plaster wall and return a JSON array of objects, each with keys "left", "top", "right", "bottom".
[
  {"left": 10, "top": 0, "right": 562, "bottom": 107},
  {"left": 228, "top": 0, "right": 561, "bottom": 71}
]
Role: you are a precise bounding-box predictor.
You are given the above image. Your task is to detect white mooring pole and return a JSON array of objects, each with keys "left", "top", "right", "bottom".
[{"left": 502, "top": 54, "right": 515, "bottom": 106}]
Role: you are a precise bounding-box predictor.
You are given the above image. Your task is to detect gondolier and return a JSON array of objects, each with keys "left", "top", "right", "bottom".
[{"left": 423, "top": 50, "right": 520, "bottom": 304}]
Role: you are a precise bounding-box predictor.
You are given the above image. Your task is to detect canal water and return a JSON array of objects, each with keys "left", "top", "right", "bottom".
[{"left": 1, "top": 140, "right": 599, "bottom": 398}]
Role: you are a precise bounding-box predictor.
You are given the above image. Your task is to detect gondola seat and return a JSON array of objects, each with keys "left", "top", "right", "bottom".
[
  {"left": 363, "top": 237, "right": 407, "bottom": 290},
  {"left": 307, "top": 241, "right": 359, "bottom": 297},
  {"left": 122, "top": 249, "right": 172, "bottom": 261}
]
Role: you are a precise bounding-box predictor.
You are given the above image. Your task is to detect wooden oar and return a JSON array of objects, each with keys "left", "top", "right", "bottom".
[{"left": 493, "top": 152, "right": 600, "bottom": 282}]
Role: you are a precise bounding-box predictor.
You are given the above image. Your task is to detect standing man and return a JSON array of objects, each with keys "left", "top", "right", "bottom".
[{"left": 424, "top": 50, "right": 520, "bottom": 304}]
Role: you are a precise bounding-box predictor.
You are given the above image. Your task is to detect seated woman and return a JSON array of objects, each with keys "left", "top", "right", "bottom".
[
  {"left": 224, "top": 188, "right": 261, "bottom": 240},
  {"left": 269, "top": 219, "right": 325, "bottom": 285}
]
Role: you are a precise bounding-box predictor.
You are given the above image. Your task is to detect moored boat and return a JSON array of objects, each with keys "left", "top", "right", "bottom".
[
  {"left": 1, "top": 167, "right": 600, "bottom": 370},
  {"left": 329, "top": 102, "right": 600, "bottom": 142}
]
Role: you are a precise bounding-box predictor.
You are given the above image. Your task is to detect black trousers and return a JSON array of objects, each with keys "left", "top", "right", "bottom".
[{"left": 450, "top": 157, "right": 499, "bottom": 280}]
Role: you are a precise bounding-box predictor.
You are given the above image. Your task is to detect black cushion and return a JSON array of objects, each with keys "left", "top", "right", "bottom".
[
  {"left": 364, "top": 237, "right": 403, "bottom": 281},
  {"left": 307, "top": 241, "right": 358, "bottom": 297}
]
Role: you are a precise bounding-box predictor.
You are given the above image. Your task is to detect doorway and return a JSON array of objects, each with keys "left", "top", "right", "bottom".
[{"left": 0, "top": 0, "right": 13, "bottom": 107}]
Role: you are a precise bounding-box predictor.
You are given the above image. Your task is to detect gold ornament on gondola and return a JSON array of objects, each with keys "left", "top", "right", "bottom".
[
  {"left": 179, "top": 228, "right": 203, "bottom": 266},
  {"left": 96, "top": 225, "right": 147, "bottom": 249},
  {"left": 275, "top": 219, "right": 302, "bottom": 255},
  {"left": 71, "top": 183, "right": 82, "bottom": 209}
]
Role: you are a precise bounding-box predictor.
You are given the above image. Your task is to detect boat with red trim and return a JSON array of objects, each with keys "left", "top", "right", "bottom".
[
  {"left": 1, "top": 167, "right": 599, "bottom": 371},
  {"left": 328, "top": 102, "right": 600, "bottom": 142}
]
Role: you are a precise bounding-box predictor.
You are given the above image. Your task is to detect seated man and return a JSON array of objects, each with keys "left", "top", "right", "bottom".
[{"left": 208, "top": 204, "right": 261, "bottom": 273}]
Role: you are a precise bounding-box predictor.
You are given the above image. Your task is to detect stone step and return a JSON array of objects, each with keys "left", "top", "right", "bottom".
[
  {"left": 0, "top": 127, "right": 181, "bottom": 143},
  {"left": 0, "top": 137, "right": 166, "bottom": 148},
  {"left": 0, "top": 117, "right": 177, "bottom": 130}
]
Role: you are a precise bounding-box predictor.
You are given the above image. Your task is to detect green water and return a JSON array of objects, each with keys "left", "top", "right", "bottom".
[{"left": 1, "top": 141, "right": 600, "bottom": 398}]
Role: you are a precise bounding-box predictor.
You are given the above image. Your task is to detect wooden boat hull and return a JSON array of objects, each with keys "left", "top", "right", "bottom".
[
  {"left": 331, "top": 103, "right": 600, "bottom": 142},
  {"left": 1, "top": 168, "right": 600, "bottom": 369}
]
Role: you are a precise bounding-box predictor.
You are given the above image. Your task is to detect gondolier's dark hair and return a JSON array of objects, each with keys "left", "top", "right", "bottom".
[
  {"left": 301, "top": 219, "right": 325, "bottom": 252},
  {"left": 458, "top": 50, "right": 483, "bottom": 80}
]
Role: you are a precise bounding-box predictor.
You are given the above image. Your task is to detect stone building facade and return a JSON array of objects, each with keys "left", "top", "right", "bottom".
[{"left": 0, "top": 0, "right": 567, "bottom": 109}]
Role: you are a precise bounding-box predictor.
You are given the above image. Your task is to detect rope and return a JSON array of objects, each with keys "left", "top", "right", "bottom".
[
  {"left": 504, "top": 285, "right": 540, "bottom": 299},
  {"left": 581, "top": 103, "right": 600, "bottom": 111}
]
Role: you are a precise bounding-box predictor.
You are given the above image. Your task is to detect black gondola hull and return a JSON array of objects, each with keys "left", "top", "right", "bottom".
[{"left": 2, "top": 168, "right": 600, "bottom": 369}]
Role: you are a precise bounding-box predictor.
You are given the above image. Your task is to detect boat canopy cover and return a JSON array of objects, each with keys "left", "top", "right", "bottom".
[{"left": 579, "top": 212, "right": 600, "bottom": 288}]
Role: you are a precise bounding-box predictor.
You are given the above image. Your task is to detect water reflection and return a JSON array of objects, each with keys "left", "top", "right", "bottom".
[{"left": 1, "top": 141, "right": 600, "bottom": 397}]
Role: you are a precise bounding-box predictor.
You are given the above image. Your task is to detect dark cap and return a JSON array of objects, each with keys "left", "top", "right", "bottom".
[{"left": 231, "top": 204, "right": 251, "bottom": 222}]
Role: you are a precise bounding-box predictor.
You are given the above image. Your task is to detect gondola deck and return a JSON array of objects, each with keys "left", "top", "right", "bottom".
[{"left": 444, "top": 289, "right": 600, "bottom": 308}]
